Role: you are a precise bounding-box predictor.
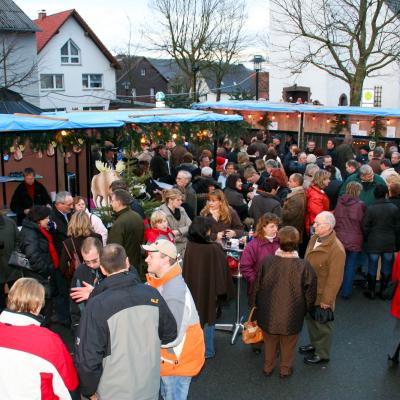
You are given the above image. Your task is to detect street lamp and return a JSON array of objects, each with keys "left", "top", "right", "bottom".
[
  {"left": 122, "top": 81, "right": 130, "bottom": 97},
  {"left": 253, "top": 55, "right": 264, "bottom": 101},
  {"left": 192, "top": 63, "right": 200, "bottom": 103}
]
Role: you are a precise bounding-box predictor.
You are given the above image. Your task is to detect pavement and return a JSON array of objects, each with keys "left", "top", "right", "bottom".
[{"left": 55, "top": 283, "right": 400, "bottom": 400}]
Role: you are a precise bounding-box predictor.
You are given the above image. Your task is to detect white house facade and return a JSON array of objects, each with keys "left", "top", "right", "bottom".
[
  {"left": 34, "top": 10, "right": 119, "bottom": 111},
  {"left": 267, "top": 0, "right": 400, "bottom": 108}
]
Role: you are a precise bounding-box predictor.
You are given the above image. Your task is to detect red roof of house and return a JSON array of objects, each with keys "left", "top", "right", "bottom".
[{"left": 33, "top": 9, "right": 120, "bottom": 69}]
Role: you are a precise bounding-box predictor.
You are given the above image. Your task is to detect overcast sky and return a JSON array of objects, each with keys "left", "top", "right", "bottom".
[{"left": 16, "top": 0, "right": 269, "bottom": 64}]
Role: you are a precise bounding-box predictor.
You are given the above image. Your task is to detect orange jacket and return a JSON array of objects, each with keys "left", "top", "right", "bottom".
[{"left": 146, "top": 265, "right": 205, "bottom": 376}]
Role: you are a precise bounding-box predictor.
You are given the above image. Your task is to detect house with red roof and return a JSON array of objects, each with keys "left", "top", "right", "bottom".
[{"left": 33, "top": 9, "right": 120, "bottom": 111}]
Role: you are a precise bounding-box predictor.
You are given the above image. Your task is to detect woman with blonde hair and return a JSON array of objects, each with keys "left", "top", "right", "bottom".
[
  {"left": 0, "top": 278, "right": 78, "bottom": 399},
  {"left": 159, "top": 188, "right": 191, "bottom": 257},
  {"left": 73, "top": 196, "right": 107, "bottom": 245},
  {"left": 200, "top": 189, "right": 244, "bottom": 241},
  {"left": 305, "top": 170, "right": 330, "bottom": 236},
  {"left": 59, "top": 211, "right": 102, "bottom": 281}
]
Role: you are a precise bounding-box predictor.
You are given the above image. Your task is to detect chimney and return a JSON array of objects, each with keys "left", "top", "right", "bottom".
[{"left": 38, "top": 10, "right": 46, "bottom": 20}]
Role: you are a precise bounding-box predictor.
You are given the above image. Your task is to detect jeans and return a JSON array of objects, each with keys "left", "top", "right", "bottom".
[
  {"left": 204, "top": 324, "right": 215, "bottom": 358},
  {"left": 160, "top": 376, "right": 192, "bottom": 400},
  {"left": 341, "top": 251, "right": 359, "bottom": 298},
  {"left": 368, "top": 253, "right": 394, "bottom": 277}
]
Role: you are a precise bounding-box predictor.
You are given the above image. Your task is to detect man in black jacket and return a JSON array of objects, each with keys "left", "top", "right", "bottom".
[
  {"left": 75, "top": 244, "right": 177, "bottom": 400},
  {"left": 70, "top": 237, "right": 104, "bottom": 335},
  {"left": 49, "top": 191, "right": 73, "bottom": 326},
  {"left": 10, "top": 167, "right": 51, "bottom": 225}
]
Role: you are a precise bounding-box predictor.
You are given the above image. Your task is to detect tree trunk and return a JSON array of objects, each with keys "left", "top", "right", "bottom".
[{"left": 349, "top": 69, "right": 366, "bottom": 106}]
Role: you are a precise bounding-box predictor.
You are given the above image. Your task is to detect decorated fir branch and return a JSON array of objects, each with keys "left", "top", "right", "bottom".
[
  {"left": 369, "top": 117, "right": 385, "bottom": 141},
  {"left": 330, "top": 114, "right": 349, "bottom": 134}
]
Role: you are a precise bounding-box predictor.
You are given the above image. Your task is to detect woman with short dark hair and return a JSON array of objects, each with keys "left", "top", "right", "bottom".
[
  {"left": 19, "top": 205, "right": 58, "bottom": 325},
  {"left": 363, "top": 184, "right": 400, "bottom": 299},
  {"left": 223, "top": 174, "right": 248, "bottom": 221},
  {"left": 253, "top": 226, "right": 317, "bottom": 378}
]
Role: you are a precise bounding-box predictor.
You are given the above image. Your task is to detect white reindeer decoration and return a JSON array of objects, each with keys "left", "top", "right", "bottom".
[{"left": 91, "top": 160, "right": 125, "bottom": 207}]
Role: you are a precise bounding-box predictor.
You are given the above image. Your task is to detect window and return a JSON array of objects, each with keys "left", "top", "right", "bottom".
[
  {"left": 40, "top": 74, "right": 64, "bottom": 90},
  {"left": 82, "top": 74, "right": 103, "bottom": 89},
  {"left": 42, "top": 107, "right": 66, "bottom": 112},
  {"left": 83, "top": 106, "right": 105, "bottom": 110},
  {"left": 61, "top": 40, "right": 80, "bottom": 64},
  {"left": 150, "top": 88, "right": 155, "bottom": 97},
  {"left": 140, "top": 68, "right": 146, "bottom": 76}
]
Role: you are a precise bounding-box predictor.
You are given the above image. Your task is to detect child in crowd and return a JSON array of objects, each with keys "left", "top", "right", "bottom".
[{"left": 145, "top": 210, "right": 175, "bottom": 244}]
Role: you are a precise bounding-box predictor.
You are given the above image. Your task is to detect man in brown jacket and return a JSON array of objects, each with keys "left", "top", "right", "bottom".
[
  {"left": 299, "top": 211, "right": 345, "bottom": 365},
  {"left": 282, "top": 173, "right": 306, "bottom": 241}
]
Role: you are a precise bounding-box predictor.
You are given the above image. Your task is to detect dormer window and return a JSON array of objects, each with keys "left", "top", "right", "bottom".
[{"left": 61, "top": 40, "right": 80, "bottom": 64}]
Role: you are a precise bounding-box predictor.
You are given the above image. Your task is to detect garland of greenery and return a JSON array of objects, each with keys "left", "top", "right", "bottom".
[
  {"left": 369, "top": 117, "right": 385, "bottom": 141},
  {"left": 330, "top": 114, "right": 349, "bottom": 134}
]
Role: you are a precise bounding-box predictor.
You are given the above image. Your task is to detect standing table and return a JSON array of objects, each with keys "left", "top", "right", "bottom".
[{"left": 216, "top": 246, "right": 245, "bottom": 345}]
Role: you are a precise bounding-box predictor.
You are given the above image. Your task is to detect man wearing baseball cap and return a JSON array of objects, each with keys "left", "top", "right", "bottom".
[{"left": 143, "top": 240, "right": 205, "bottom": 400}]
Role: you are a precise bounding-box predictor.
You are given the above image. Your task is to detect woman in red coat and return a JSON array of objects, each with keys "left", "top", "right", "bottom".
[{"left": 305, "top": 170, "right": 330, "bottom": 236}]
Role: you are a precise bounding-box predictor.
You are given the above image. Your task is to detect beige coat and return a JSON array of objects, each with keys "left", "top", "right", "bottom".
[
  {"left": 305, "top": 231, "right": 345, "bottom": 310},
  {"left": 282, "top": 187, "right": 306, "bottom": 241}
]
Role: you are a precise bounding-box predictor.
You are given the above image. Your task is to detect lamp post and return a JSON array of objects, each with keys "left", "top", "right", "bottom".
[
  {"left": 122, "top": 81, "right": 130, "bottom": 98},
  {"left": 192, "top": 63, "right": 200, "bottom": 103},
  {"left": 253, "top": 55, "right": 263, "bottom": 101}
]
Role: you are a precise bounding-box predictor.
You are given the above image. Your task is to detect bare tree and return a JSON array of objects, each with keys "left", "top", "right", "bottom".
[
  {"left": 149, "top": 0, "right": 221, "bottom": 99},
  {"left": 271, "top": 0, "right": 400, "bottom": 105},
  {"left": 0, "top": 34, "right": 38, "bottom": 89},
  {"left": 207, "top": 0, "right": 247, "bottom": 101}
]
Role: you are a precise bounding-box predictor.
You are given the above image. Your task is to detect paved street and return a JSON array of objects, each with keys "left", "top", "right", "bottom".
[
  {"left": 56, "top": 283, "right": 399, "bottom": 400},
  {"left": 189, "top": 284, "right": 399, "bottom": 400}
]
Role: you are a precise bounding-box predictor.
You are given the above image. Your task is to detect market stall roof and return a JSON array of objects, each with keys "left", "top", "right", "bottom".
[
  {"left": 0, "top": 108, "right": 243, "bottom": 132},
  {"left": 192, "top": 100, "right": 400, "bottom": 117},
  {"left": 0, "top": 88, "right": 43, "bottom": 115}
]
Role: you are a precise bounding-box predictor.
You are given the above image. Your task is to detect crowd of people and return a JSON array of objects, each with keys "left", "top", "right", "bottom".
[{"left": 1, "top": 129, "right": 400, "bottom": 398}]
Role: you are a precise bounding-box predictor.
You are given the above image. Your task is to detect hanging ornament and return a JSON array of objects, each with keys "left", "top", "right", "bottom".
[
  {"left": 36, "top": 150, "right": 43, "bottom": 159},
  {"left": 46, "top": 143, "right": 55, "bottom": 157},
  {"left": 72, "top": 145, "right": 82, "bottom": 153},
  {"left": 13, "top": 147, "right": 23, "bottom": 161},
  {"left": 65, "top": 151, "right": 72, "bottom": 164}
]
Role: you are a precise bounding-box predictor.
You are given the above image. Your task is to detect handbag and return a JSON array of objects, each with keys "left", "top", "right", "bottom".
[
  {"left": 382, "top": 280, "right": 399, "bottom": 301},
  {"left": 242, "top": 307, "right": 264, "bottom": 344},
  {"left": 309, "top": 305, "right": 334, "bottom": 324},
  {"left": 8, "top": 250, "right": 32, "bottom": 271},
  {"left": 62, "top": 238, "right": 81, "bottom": 280}
]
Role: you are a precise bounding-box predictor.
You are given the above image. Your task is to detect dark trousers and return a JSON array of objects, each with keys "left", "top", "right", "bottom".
[
  {"left": 262, "top": 331, "right": 299, "bottom": 375},
  {"left": 305, "top": 314, "right": 333, "bottom": 360},
  {"left": 51, "top": 269, "right": 70, "bottom": 324}
]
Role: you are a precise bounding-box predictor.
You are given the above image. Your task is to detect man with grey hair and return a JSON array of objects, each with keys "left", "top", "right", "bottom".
[
  {"left": 50, "top": 191, "right": 74, "bottom": 326},
  {"left": 175, "top": 170, "right": 197, "bottom": 219},
  {"left": 299, "top": 211, "right": 345, "bottom": 365},
  {"left": 339, "top": 164, "right": 386, "bottom": 206},
  {"left": 51, "top": 191, "right": 74, "bottom": 254}
]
